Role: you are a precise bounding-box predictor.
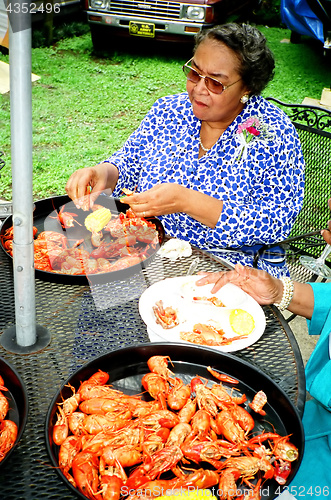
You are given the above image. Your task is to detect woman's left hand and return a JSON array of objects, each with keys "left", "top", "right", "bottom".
[
  {"left": 195, "top": 263, "right": 282, "bottom": 305},
  {"left": 121, "top": 183, "right": 185, "bottom": 218}
]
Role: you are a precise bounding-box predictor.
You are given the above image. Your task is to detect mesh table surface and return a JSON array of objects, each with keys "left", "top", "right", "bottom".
[{"left": 0, "top": 246, "right": 306, "bottom": 499}]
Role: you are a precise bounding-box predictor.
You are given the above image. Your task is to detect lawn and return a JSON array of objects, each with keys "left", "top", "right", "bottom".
[{"left": 1, "top": 22, "right": 331, "bottom": 201}]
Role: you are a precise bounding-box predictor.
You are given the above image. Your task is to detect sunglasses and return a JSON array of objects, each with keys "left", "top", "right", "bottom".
[{"left": 182, "top": 58, "right": 241, "bottom": 95}]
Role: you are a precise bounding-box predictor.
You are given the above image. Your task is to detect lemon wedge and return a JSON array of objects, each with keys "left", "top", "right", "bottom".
[
  {"left": 229, "top": 308, "right": 255, "bottom": 335},
  {"left": 158, "top": 490, "right": 217, "bottom": 500}
]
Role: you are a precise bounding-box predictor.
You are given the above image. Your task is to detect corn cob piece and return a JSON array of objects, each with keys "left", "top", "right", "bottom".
[{"left": 84, "top": 207, "right": 112, "bottom": 233}]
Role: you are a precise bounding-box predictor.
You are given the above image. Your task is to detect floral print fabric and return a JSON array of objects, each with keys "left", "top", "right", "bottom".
[{"left": 105, "top": 93, "right": 304, "bottom": 277}]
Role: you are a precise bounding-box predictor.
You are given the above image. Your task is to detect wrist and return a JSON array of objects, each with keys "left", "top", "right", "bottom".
[{"left": 273, "top": 277, "right": 294, "bottom": 311}]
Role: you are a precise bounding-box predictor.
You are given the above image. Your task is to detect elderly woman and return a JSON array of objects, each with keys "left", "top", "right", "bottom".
[
  {"left": 66, "top": 23, "right": 304, "bottom": 277},
  {"left": 195, "top": 200, "right": 331, "bottom": 493}
]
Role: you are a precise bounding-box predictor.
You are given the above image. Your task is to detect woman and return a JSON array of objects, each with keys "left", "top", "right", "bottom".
[
  {"left": 195, "top": 200, "right": 331, "bottom": 492},
  {"left": 66, "top": 23, "right": 305, "bottom": 277}
]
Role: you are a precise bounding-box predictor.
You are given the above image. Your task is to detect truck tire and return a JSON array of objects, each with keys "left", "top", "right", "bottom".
[{"left": 90, "top": 24, "right": 107, "bottom": 51}]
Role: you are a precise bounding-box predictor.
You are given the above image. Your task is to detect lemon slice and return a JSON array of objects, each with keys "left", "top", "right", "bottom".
[{"left": 229, "top": 308, "right": 255, "bottom": 335}]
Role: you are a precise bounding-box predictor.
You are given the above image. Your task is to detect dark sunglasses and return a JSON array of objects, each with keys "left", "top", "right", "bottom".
[{"left": 182, "top": 58, "right": 241, "bottom": 95}]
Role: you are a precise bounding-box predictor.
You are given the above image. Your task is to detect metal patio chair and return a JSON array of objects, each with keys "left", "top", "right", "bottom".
[{"left": 255, "top": 98, "right": 331, "bottom": 298}]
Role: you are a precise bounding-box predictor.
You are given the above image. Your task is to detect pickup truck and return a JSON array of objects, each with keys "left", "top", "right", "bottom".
[{"left": 84, "top": 0, "right": 260, "bottom": 49}]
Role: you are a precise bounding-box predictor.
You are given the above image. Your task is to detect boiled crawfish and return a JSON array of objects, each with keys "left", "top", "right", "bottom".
[
  {"left": 52, "top": 356, "right": 299, "bottom": 500},
  {"left": 0, "top": 375, "right": 18, "bottom": 463}
]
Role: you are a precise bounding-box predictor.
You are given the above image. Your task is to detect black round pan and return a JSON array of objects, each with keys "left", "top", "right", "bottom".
[
  {"left": 45, "top": 343, "right": 304, "bottom": 500},
  {"left": 0, "top": 195, "right": 165, "bottom": 285},
  {"left": 0, "top": 357, "right": 29, "bottom": 467}
]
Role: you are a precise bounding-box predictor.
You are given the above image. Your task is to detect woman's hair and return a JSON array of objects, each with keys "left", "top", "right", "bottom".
[{"left": 194, "top": 23, "right": 275, "bottom": 96}]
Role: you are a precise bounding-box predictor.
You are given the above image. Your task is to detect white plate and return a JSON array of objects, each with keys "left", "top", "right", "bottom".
[{"left": 139, "top": 276, "right": 266, "bottom": 353}]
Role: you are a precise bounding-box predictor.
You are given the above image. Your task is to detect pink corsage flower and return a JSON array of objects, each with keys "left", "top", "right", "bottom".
[{"left": 236, "top": 117, "right": 262, "bottom": 161}]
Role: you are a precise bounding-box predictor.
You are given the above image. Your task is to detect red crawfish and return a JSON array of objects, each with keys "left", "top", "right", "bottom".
[
  {"left": 0, "top": 419, "right": 18, "bottom": 462},
  {"left": 248, "top": 432, "right": 299, "bottom": 462},
  {"left": 71, "top": 451, "right": 100, "bottom": 500},
  {"left": 50, "top": 205, "right": 81, "bottom": 229},
  {"left": 167, "top": 378, "right": 191, "bottom": 410},
  {"left": 141, "top": 372, "right": 169, "bottom": 409},
  {"left": 147, "top": 355, "right": 175, "bottom": 380},
  {"left": 53, "top": 406, "right": 69, "bottom": 446},
  {"left": 125, "top": 445, "right": 184, "bottom": 490},
  {"left": 181, "top": 438, "right": 241, "bottom": 468},
  {"left": 249, "top": 390, "right": 267, "bottom": 415}
]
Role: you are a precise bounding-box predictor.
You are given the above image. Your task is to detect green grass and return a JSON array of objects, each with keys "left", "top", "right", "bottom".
[{"left": 1, "top": 23, "right": 331, "bottom": 201}]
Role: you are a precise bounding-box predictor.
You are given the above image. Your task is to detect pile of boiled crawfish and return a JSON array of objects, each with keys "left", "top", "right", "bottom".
[
  {"left": 52, "top": 356, "right": 299, "bottom": 500},
  {"left": 0, "top": 207, "right": 159, "bottom": 275},
  {"left": 0, "top": 374, "right": 18, "bottom": 462}
]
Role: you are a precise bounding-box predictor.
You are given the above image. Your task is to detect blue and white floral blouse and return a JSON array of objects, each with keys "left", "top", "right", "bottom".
[{"left": 105, "top": 92, "right": 305, "bottom": 277}]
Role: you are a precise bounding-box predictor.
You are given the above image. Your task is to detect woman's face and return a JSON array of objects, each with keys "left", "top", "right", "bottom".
[{"left": 186, "top": 38, "right": 249, "bottom": 126}]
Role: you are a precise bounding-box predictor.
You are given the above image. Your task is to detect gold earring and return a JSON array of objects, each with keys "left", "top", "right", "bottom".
[{"left": 240, "top": 95, "right": 249, "bottom": 104}]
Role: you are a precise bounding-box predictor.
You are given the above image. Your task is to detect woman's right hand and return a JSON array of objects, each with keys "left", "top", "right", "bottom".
[{"left": 65, "top": 163, "right": 114, "bottom": 210}]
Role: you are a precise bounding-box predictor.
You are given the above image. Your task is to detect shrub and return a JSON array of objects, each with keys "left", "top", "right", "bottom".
[{"left": 251, "top": 0, "right": 282, "bottom": 27}]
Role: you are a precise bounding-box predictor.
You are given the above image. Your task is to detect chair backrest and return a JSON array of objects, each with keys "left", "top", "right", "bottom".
[{"left": 267, "top": 97, "right": 331, "bottom": 257}]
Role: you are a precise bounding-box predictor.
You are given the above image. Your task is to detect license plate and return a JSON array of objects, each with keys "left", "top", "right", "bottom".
[{"left": 129, "top": 21, "right": 155, "bottom": 38}]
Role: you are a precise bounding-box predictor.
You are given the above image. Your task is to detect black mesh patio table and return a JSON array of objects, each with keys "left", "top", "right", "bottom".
[{"left": 0, "top": 244, "right": 306, "bottom": 499}]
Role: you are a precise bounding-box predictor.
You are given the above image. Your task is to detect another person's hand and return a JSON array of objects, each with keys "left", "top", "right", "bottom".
[
  {"left": 65, "top": 164, "right": 110, "bottom": 211},
  {"left": 121, "top": 183, "right": 185, "bottom": 218},
  {"left": 195, "top": 263, "right": 283, "bottom": 306}
]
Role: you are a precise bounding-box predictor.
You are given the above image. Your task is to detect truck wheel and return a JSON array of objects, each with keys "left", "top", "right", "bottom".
[{"left": 90, "top": 24, "right": 107, "bottom": 51}]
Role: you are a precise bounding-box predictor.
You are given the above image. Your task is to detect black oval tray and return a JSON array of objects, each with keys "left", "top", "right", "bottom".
[
  {"left": 45, "top": 343, "right": 304, "bottom": 500},
  {"left": 0, "top": 357, "right": 29, "bottom": 467},
  {"left": 0, "top": 194, "right": 165, "bottom": 285}
]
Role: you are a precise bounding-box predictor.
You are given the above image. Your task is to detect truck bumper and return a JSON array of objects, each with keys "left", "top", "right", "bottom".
[{"left": 87, "top": 11, "right": 212, "bottom": 39}]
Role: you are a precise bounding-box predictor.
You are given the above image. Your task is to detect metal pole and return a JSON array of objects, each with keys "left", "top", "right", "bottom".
[
  {"left": 1, "top": 6, "right": 50, "bottom": 352},
  {"left": 10, "top": 11, "right": 36, "bottom": 346}
]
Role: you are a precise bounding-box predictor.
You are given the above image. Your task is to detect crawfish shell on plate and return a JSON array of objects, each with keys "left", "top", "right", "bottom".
[{"left": 45, "top": 343, "right": 304, "bottom": 500}]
